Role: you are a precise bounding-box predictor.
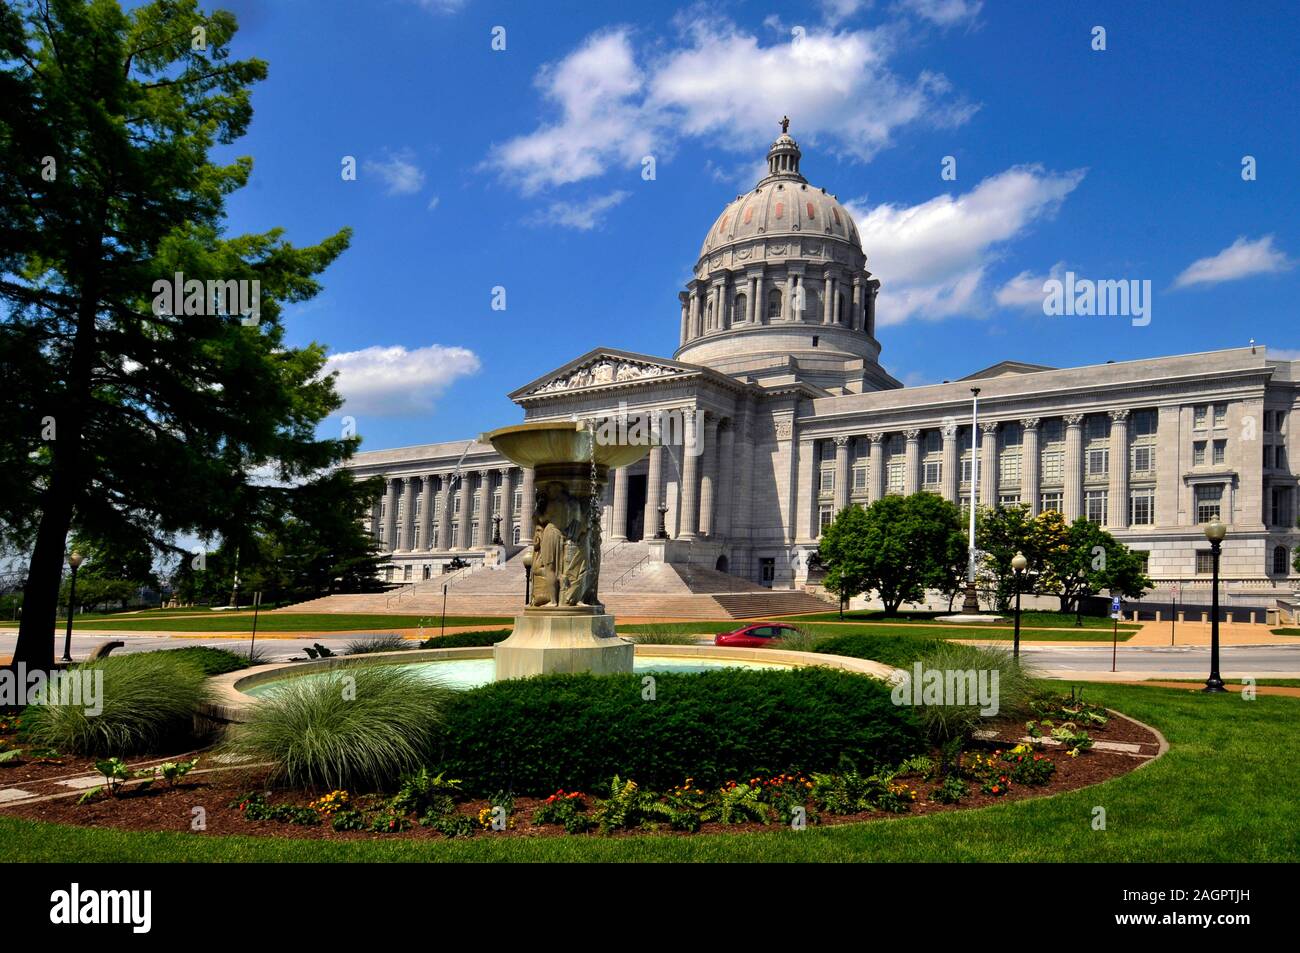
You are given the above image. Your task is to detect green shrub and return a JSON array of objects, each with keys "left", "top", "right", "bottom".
[
  {"left": 228, "top": 663, "right": 455, "bottom": 790},
  {"left": 436, "top": 667, "right": 924, "bottom": 796},
  {"left": 154, "top": 646, "right": 251, "bottom": 676},
  {"left": 624, "top": 625, "right": 701, "bottom": 646},
  {"left": 906, "top": 641, "right": 1038, "bottom": 746},
  {"left": 813, "top": 632, "right": 942, "bottom": 668},
  {"left": 419, "top": 628, "right": 511, "bottom": 649},
  {"left": 21, "top": 653, "right": 211, "bottom": 756}
]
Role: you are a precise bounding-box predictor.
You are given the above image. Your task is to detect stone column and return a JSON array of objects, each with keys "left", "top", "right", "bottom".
[
  {"left": 716, "top": 419, "right": 736, "bottom": 537},
  {"left": 419, "top": 474, "right": 435, "bottom": 551},
  {"left": 519, "top": 468, "right": 535, "bottom": 542},
  {"left": 401, "top": 477, "right": 417, "bottom": 551},
  {"left": 480, "top": 468, "right": 496, "bottom": 545},
  {"left": 867, "top": 432, "right": 886, "bottom": 503},
  {"left": 833, "top": 435, "right": 851, "bottom": 511},
  {"left": 436, "top": 475, "right": 453, "bottom": 550},
  {"left": 754, "top": 272, "right": 765, "bottom": 324},
  {"left": 782, "top": 276, "right": 795, "bottom": 322},
  {"left": 1063, "top": 414, "right": 1085, "bottom": 520},
  {"left": 678, "top": 410, "right": 701, "bottom": 539},
  {"left": 822, "top": 273, "right": 834, "bottom": 324},
  {"left": 941, "top": 422, "right": 959, "bottom": 502},
  {"left": 370, "top": 501, "right": 382, "bottom": 543},
  {"left": 710, "top": 283, "right": 722, "bottom": 332},
  {"left": 1108, "top": 409, "right": 1130, "bottom": 528},
  {"left": 383, "top": 478, "right": 400, "bottom": 551},
  {"left": 449, "top": 477, "right": 465, "bottom": 550},
  {"left": 979, "top": 422, "right": 999, "bottom": 509},
  {"left": 689, "top": 288, "right": 701, "bottom": 339},
  {"left": 1021, "top": 418, "right": 1041, "bottom": 515},
  {"left": 498, "top": 467, "right": 514, "bottom": 543},
  {"left": 610, "top": 465, "right": 629, "bottom": 542},
  {"left": 678, "top": 292, "right": 689, "bottom": 345},
  {"left": 904, "top": 429, "right": 922, "bottom": 495},
  {"left": 851, "top": 277, "right": 862, "bottom": 331},
  {"left": 643, "top": 445, "right": 664, "bottom": 539},
  {"left": 866, "top": 279, "right": 879, "bottom": 336},
  {"left": 698, "top": 413, "right": 721, "bottom": 536}
]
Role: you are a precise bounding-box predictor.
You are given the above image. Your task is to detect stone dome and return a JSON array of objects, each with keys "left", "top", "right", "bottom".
[{"left": 674, "top": 120, "right": 891, "bottom": 393}]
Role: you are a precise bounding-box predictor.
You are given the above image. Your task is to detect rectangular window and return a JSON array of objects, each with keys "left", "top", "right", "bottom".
[
  {"left": 1086, "top": 416, "right": 1110, "bottom": 440},
  {"left": 1196, "top": 550, "right": 1215, "bottom": 574},
  {"left": 1213, "top": 403, "right": 1227, "bottom": 428},
  {"left": 1132, "top": 409, "right": 1158, "bottom": 436},
  {"left": 1045, "top": 451, "right": 1066, "bottom": 482},
  {"left": 1277, "top": 446, "right": 1288, "bottom": 470},
  {"left": 1264, "top": 445, "right": 1274, "bottom": 469},
  {"left": 1194, "top": 484, "right": 1223, "bottom": 523},
  {"left": 1086, "top": 448, "right": 1109, "bottom": 477},
  {"left": 960, "top": 457, "right": 973, "bottom": 483},
  {"left": 1129, "top": 489, "right": 1154, "bottom": 525},
  {"left": 513, "top": 489, "right": 523, "bottom": 511},
  {"left": 1040, "top": 492, "right": 1063, "bottom": 513},
  {"left": 1272, "top": 487, "right": 1294, "bottom": 527},
  {"left": 923, "top": 461, "right": 942, "bottom": 485},
  {"left": 454, "top": 496, "right": 461, "bottom": 514},
  {"left": 1132, "top": 445, "right": 1153, "bottom": 473},
  {"left": 1193, "top": 405, "right": 1207, "bottom": 430},
  {"left": 820, "top": 467, "right": 834, "bottom": 492},
  {"left": 998, "top": 494, "right": 1021, "bottom": 507},
  {"left": 818, "top": 506, "right": 833, "bottom": 534},
  {"left": 1193, "top": 441, "right": 1207, "bottom": 466},
  {"left": 1264, "top": 410, "right": 1275, "bottom": 432},
  {"left": 887, "top": 462, "right": 904, "bottom": 495},
  {"left": 471, "top": 522, "right": 480, "bottom": 545},
  {"left": 1000, "top": 453, "right": 1021, "bottom": 483},
  {"left": 403, "top": 565, "right": 412, "bottom": 582},
  {"left": 1212, "top": 439, "right": 1226, "bottom": 466},
  {"left": 853, "top": 466, "right": 867, "bottom": 490},
  {"left": 1085, "top": 489, "right": 1108, "bottom": 524}
]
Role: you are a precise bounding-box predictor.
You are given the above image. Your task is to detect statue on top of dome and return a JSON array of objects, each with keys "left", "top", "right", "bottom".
[{"left": 780, "top": 115, "right": 790, "bottom": 134}]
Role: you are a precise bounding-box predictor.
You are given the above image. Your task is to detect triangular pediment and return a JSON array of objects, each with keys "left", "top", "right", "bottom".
[{"left": 510, "top": 348, "right": 699, "bottom": 400}]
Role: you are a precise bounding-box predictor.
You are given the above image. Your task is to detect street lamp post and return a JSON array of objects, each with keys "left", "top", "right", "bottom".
[
  {"left": 61, "top": 551, "right": 84, "bottom": 664},
  {"left": 522, "top": 549, "right": 533, "bottom": 606},
  {"left": 1204, "top": 518, "right": 1228, "bottom": 693},
  {"left": 1011, "top": 551, "right": 1028, "bottom": 661},
  {"left": 1074, "top": 567, "right": 1087, "bottom": 627}
]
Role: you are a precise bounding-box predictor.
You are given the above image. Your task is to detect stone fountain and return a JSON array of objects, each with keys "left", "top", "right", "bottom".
[{"left": 482, "top": 421, "right": 653, "bottom": 680}]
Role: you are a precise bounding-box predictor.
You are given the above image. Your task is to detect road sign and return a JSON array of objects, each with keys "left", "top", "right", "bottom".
[{"left": 1111, "top": 596, "right": 1122, "bottom": 619}]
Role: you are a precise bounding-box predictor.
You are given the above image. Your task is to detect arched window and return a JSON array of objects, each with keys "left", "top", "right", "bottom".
[
  {"left": 512, "top": 524, "right": 521, "bottom": 545},
  {"left": 1274, "top": 545, "right": 1290, "bottom": 575},
  {"left": 767, "top": 289, "right": 782, "bottom": 318},
  {"left": 734, "top": 292, "right": 747, "bottom": 323}
]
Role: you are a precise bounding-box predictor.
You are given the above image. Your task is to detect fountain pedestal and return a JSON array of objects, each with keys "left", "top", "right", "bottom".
[{"left": 493, "top": 606, "right": 633, "bottom": 680}]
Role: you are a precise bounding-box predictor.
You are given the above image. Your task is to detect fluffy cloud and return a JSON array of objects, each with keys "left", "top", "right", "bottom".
[
  {"left": 995, "top": 261, "right": 1066, "bottom": 311},
  {"left": 527, "top": 190, "right": 630, "bottom": 230},
  {"left": 898, "top": 0, "right": 983, "bottom": 26},
  {"left": 364, "top": 150, "right": 426, "bottom": 196},
  {"left": 325, "top": 344, "right": 480, "bottom": 417},
  {"left": 1172, "top": 235, "right": 1293, "bottom": 288},
  {"left": 487, "top": 19, "right": 974, "bottom": 194},
  {"left": 846, "top": 165, "right": 1085, "bottom": 324}
]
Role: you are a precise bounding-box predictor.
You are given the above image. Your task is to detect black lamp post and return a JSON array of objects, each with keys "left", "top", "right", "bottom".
[
  {"left": 492, "top": 514, "right": 503, "bottom": 546},
  {"left": 61, "top": 551, "right": 83, "bottom": 663},
  {"left": 1204, "top": 518, "right": 1228, "bottom": 693},
  {"left": 655, "top": 503, "right": 668, "bottom": 539},
  {"left": 1074, "top": 566, "right": 1087, "bottom": 627},
  {"left": 1011, "top": 551, "right": 1027, "bottom": 661},
  {"left": 522, "top": 549, "right": 533, "bottom": 606}
]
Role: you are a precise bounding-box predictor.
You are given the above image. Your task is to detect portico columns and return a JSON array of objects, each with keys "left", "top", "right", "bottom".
[
  {"left": 419, "top": 474, "right": 435, "bottom": 551},
  {"left": 867, "top": 432, "right": 885, "bottom": 503},
  {"left": 833, "top": 435, "right": 851, "bottom": 511},
  {"left": 383, "top": 478, "right": 400, "bottom": 551},
  {"left": 401, "top": 477, "right": 418, "bottom": 551},
  {"left": 1021, "top": 418, "right": 1041, "bottom": 515},
  {"left": 941, "top": 423, "right": 959, "bottom": 502},
  {"left": 436, "top": 475, "right": 453, "bottom": 550},
  {"left": 519, "top": 468, "right": 536, "bottom": 542},
  {"left": 610, "top": 465, "right": 629, "bottom": 542},
  {"left": 679, "top": 410, "right": 701, "bottom": 539},
  {"left": 480, "top": 468, "right": 495, "bottom": 545},
  {"left": 904, "top": 429, "right": 922, "bottom": 495},
  {"left": 498, "top": 467, "right": 514, "bottom": 543},
  {"left": 1063, "top": 414, "right": 1085, "bottom": 520},
  {"left": 643, "top": 446, "right": 664, "bottom": 539},
  {"left": 1108, "top": 409, "right": 1130, "bottom": 528},
  {"left": 980, "top": 422, "right": 999, "bottom": 508},
  {"left": 822, "top": 272, "right": 835, "bottom": 324},
  {"left": 851, "top": 277, "right": 863, "bottom": 331},
  {"left": 699, "top": 414, "right": 721, "bottom": 536},
  {"left": 679, "top": 292, "right": 690, "bottom": 344},
  {"left": 689, "top": 288, "right": 701, "bottom": 339}
]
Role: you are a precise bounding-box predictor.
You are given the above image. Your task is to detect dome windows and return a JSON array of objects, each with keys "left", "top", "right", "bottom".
[{"left": 767, "top": 289, "right": 783, "bottom": 319}]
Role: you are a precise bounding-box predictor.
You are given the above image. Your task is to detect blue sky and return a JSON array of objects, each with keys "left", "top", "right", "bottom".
[{"left": 211, "top": 0, "right": 1300, "bottom": 452}]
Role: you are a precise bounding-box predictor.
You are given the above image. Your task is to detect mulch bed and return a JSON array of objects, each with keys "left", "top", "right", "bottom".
[{"left": 0, "top": 710, "right": 1161, "bottom": 840}]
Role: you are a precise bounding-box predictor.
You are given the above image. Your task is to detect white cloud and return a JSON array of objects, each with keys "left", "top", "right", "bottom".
[
  {"left": 846, "top": 165, "right": 1085, "bottom": 324},
  {"left": 995, "top": 261, "right": 1066, "bottom": 311},
  {"left": 1266, "top": 347, "right": 1300, "bottom": 362},
  {"left": 427, "top": 195, "right": 441, "bottom": 212},
  {"left": 410, "top": 0, "right": 466, "bottom": 13},
  {"left": 364, "top": 150, "right": 426, "bottom": 196},
  {"left": 820, "top": 0, "right": 872, "bottom": 25},
  {"left": 325, "top": 344, "right": 480, "bottom": 417},
  {"left": 1172, "top": 235, "right": 1293, "bottom": 288},
  {"left": 487, "top": 19, "right": 974, "bottom": 194},
  {"left": 527, "top": 190, "right": 630, "bottom": 231},
  {"left": 898, "top": 0, "right": 983, "bottom": 26}
]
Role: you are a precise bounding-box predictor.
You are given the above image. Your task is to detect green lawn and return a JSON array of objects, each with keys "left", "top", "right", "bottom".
[
  {"left": 616, "top": 621, "right": 1134, "bottom": 643},
  {"left": 1271, "top": 628, "right": 1299, "bottom": 636},
  {"left": 2, "top": 683, "right": 1292, "bottom": 861},
  {"left": 0, "top": 613, "right": 510, "bottom": 633},
  {"left": 774, "top": 609, "right": 1140, "bottom": 631}
]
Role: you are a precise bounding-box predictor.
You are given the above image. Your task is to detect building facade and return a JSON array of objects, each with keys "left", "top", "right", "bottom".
[{"left": 347, "top": 129, "right": 1300, "bottom": 607}]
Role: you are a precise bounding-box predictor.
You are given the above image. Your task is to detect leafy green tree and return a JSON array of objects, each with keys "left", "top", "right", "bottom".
[
  {"left": 976, "top": 505, "right": 1070, "bottom": 611},
  {"left": 843, "top": 493, "right": 966, "bottom": 615},
  {"left": 817, "top": 504, "right": 872, "bottom": 612},
  {"left": 1039, "top": 518, "right": 1152, "bottom": 621},
  {"left": 1, "top": 1, "right": 352, "bottom": 669}
]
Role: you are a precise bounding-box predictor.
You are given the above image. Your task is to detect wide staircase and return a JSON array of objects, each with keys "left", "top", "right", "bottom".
[{"left": 284, "top": 542, "right": 833, "bottom": 620}]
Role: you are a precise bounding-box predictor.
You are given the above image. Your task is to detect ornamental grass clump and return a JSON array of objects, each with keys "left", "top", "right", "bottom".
[
  {"left": 229, "top": 662, "right": 455, "bottom": 791},
  {"left": 21, "top": 652, "right": 211, "bottom": 756},
  {"left": 907, "top": 641, "right": 1038, "bottom": 747}
]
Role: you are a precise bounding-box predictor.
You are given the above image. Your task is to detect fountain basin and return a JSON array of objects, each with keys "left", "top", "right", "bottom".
[{"left": 482, "top": 420, "right": 652, "bottom": 471}]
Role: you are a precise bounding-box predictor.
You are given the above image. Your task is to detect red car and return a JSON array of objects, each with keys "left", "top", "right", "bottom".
[{"left": 714, "top": 622, "right": 798, "bottom": 648}]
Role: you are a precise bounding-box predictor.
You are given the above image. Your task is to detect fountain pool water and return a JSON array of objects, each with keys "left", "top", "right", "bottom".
[{"left": 243, "top": 654, "right": 798, "bottom": 697}]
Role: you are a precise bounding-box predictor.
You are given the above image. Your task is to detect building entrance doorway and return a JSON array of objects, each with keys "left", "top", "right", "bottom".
[
  {"left": 759, "top": 558, "right": 775, "bottom": 588},
  {"left": 626, "top": 474, "right": 647, "bottom": 541}
]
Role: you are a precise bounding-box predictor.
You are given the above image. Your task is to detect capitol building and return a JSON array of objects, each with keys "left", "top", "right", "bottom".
[{"left": 345, "top": 127, "right": 1299, "bottom": 616}]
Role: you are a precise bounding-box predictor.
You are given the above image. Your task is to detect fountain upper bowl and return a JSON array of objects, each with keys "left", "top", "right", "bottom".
[{"left": 483, "top": 421, "right": 654, "bottom": 470}]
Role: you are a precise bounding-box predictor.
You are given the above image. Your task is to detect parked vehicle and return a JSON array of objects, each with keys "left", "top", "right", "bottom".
[{"left": 713, "top": 622, "right": 798, "bottom": 648}]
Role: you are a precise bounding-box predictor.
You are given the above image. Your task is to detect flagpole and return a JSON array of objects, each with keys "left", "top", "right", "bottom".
[{"left": 962, "top": 387, "right": 982, "bottom": 613}]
